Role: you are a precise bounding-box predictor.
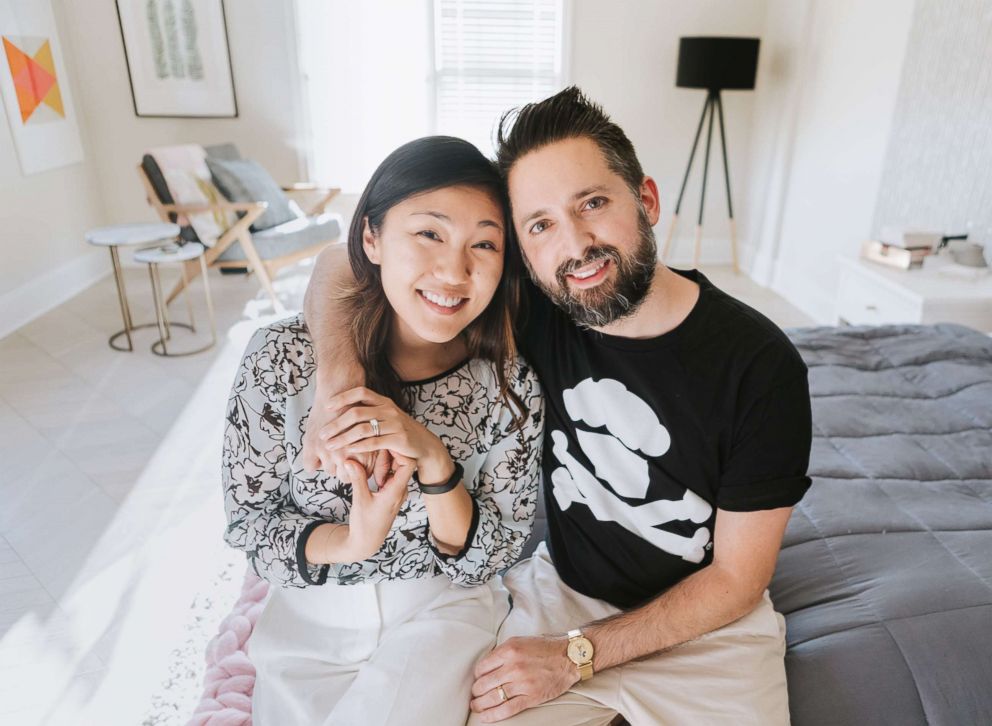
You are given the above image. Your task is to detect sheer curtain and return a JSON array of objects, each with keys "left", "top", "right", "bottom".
[
  {"left": 294, "top": 0, "right": 434, "bottom": 193},
  {"left": 294, "top": 0, "right": 567, "bottom": 192}
]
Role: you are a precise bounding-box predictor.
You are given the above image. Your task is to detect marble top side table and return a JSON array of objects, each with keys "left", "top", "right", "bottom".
[{"left": 85, "top": 222, "right": 182, "bottom": 351}]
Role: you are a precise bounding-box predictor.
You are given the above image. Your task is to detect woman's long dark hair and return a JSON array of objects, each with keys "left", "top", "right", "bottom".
[{"left": 340, "top": 136, "right": 524, "bottom": 424}]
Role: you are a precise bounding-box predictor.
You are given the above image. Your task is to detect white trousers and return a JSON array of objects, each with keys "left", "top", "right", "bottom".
[
  {"left": 250, "top": 574, "right": 509, "bottom": 726},
  {"left": 468, "top": 543, "right": 790, "bottom": 726}
]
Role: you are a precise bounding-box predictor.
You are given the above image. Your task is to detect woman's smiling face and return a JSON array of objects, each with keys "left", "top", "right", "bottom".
[{"left": 362, "top": 184, "right": 506, "bottom": 345}]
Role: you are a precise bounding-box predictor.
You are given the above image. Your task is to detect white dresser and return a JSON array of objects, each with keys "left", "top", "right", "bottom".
[{"left": 835, "top": 256, "right": 992, "bottom": 332}]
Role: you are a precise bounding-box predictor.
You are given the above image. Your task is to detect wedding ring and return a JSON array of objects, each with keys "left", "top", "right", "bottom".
[
  {"left": 497, "top": 685, "right": 508, "bottom": 703},
  {"left": 369, "top": 418, "right": 380, "bottom": 438}
]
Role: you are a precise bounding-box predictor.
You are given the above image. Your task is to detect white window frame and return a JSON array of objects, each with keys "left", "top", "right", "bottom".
[{"left": 427, "top": 0, "right": 572, "bottom": 154}]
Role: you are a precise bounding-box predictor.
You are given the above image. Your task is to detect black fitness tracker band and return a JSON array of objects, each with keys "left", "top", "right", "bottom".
[{"left": 415, "top": 461, "right": 464, "bottom": 494}]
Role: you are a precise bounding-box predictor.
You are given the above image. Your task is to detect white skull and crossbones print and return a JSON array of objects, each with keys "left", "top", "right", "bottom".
[{"left": 549, "top": 377, "right": 712, "bottom": 563}]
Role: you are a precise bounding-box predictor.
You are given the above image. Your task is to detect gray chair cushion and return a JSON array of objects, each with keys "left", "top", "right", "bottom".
[
  {"left": 215, "top": 212, "right": 342, "bottom": 263},
  {"left": 204, "top": 142, "right": 242, "bottom": 162},
  {"left": 206, "top": 157, "right": 297, "bottom": 232}
]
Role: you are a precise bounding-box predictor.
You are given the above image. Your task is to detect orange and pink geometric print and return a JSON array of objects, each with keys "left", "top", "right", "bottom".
[{"left": 2, "top": 35, "right": 65, "bottom": 124}]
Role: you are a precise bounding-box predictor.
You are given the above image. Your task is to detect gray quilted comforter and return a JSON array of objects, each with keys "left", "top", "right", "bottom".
[{"left": 774, "top": 324, "right": 992, "bottom": 726}]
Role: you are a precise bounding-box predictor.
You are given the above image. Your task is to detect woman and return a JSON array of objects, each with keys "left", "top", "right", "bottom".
[{"left": 222, "top": 136, "right": 543, "bottom": 725}]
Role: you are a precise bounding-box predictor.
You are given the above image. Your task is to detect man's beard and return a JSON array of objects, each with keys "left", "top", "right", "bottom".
[{"left": 525, "top": 208, "right": 658, "bottom": 328}]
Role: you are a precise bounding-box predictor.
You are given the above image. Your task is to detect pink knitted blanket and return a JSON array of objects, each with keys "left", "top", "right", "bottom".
[{"left": 187, "top": 570, "right": 270, "bottom": 726}]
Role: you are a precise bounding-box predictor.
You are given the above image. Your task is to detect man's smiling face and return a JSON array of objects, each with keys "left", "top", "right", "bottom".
[{"left": 507, "top": 136, "right": 661, "bottom": 328}]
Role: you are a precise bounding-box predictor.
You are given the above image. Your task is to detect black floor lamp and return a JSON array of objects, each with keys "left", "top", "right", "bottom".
[{"left": 662, "top": 36, "right": 760, "bottom": 273}]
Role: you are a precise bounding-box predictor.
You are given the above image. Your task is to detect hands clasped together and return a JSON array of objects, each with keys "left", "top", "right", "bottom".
[{"left": 299, "top": 385, "right": 455, "bottom": 563}]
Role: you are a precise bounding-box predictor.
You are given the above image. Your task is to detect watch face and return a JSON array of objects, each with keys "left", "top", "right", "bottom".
[{"left": 567, "top": 637, "right": 593, "bottom": 664}]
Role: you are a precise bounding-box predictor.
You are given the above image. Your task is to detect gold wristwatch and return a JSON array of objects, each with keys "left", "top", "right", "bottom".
[{"left": 566, "top": 629, "right": 595, "bottom": 681}]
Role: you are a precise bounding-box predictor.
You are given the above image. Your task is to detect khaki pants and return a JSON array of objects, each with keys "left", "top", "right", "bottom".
[{"left": 470, "top": 543, "right": 790, "bottom": 726}]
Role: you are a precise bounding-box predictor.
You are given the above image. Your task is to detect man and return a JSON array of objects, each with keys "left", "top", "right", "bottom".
[{"left": 300, "top": 87, "right": 812, "bottom": 724}]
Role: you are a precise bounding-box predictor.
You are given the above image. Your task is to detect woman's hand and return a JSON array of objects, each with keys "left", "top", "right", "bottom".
[
  {"left": 298, "top": 376, "right": 394, "bottom": 484},
  {"left": 338, "top": 457, "right": 415, "bottom": 562},
  {"left": 319, "top": 387, "right": 454, "bottom": 482}
]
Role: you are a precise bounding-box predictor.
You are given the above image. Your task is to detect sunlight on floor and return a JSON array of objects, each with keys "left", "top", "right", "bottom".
[{"left": 0, "top": 261, "right": 312, "bottom": 726}]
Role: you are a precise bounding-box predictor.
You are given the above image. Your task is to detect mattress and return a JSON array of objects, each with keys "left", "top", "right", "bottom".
[{"left": 774, "top": 323, "right": 992, "bottom": 726}]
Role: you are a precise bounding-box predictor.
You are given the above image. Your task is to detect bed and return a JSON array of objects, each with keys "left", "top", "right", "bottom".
[{"left": 773, "top": 323, "right": 992, "bottom": 725}]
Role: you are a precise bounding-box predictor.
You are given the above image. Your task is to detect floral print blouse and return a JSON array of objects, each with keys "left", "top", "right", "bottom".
[{"left": 222, "top": 314, "right": 544, "bottom": 589}]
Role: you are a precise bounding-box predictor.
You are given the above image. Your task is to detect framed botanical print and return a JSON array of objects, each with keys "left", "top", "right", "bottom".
[{"left": 115, "top": 0, "right": 238, "bottom": 118}]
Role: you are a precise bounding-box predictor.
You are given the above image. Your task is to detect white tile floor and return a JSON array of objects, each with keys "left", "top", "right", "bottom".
[{"left": 0, "top": 252, "right": 811, "bottom": 726}]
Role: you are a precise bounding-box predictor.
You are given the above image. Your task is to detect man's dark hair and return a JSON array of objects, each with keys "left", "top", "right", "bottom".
[{"left": 495, "top": 86, "right": 645, "bottom": 197}]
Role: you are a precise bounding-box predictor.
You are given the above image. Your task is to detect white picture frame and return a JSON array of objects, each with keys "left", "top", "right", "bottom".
[
  {"left": 115, "top": 0, "right": 238, "bottom": 118},
  {"left": 0, "top": 0, "right": 85, "bottom": 175}
]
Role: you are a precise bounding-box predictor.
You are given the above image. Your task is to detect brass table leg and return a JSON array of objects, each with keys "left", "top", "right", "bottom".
[
  {"left": 108, "top": 246, "right": 135, "bottom": 351},
  {"left": 107, "top": 247, "right": 177, "bottom": 352},
  {"left": 152, "top": 263, "right": 173, "bottom": 342},
  {"left": 147, "top": 263, "right": 170, "bottom": 355},
  {"left": 200, "top": 254, "right": 217, "bottom": 347},
  {"left": 148, "top": 255, "right": 215, "bottom": 357},
  {"left": 181, "top": 261, "right": 197, "bottom": 333}
]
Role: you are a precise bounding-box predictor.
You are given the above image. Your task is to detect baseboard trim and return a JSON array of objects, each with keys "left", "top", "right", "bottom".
[
  {"left": 770, "top": 257, "right": 835, "bottom": 325},
  {"left": 663, "top": 237, "right": 754, "bottom": 269},
  {"left": 0, "top": 250, "right": 108, "bottom": 340}
]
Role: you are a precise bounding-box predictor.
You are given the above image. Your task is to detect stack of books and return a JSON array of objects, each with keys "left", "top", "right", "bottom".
[{"left": 861, "top": 228, "right": 942, "bottom": 270}]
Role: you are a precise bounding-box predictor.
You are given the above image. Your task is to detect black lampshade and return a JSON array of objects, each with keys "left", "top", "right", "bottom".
[{"left": 676, "top": 37, "right": 760, "bottom": 91}]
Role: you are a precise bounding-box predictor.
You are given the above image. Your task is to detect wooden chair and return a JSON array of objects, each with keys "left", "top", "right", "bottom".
[{"left": 138, "top": 144, "right": 342, "bottom": 311}]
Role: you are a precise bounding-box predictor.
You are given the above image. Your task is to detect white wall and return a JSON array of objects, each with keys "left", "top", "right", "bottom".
[
  {"left": 298, "top": 0, "right": 772, "bottom": 247},
  {"left": 0, "top": 3, "right": 108, "bottom": 340},
  {"left": 746, "top": 0, "right": 915, "bottom": 323},
  {"left": 570, "top": 0, "right": 769, "bottom": 266},
  {"left": 872, "top": 0, "right": 992, "bottom": 249},
  {"left": 64, "top": 0, "right": 307, "bottom": 228},
  {"left": 1, "top": 0, "right": 307, "bottom": 338},
  {"left": 3, "top": 0, "right": 929, "bottom": 336}
]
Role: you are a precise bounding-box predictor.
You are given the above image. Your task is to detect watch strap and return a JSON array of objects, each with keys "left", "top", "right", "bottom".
[{"left": 415, "top": 461, "right": 464, "bottom": 494}]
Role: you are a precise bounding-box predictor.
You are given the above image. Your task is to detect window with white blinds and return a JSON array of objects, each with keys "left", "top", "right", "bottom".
[{"left": 432, "top": 0, "right": 567, "bottom": 156}]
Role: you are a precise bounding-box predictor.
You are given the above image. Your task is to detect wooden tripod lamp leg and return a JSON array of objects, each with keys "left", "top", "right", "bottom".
[
  {"left": 695, "top": 91, "right": 717, "bottom": 270},
  {"left": 662, "top": 214, "right": 678, "bottom": 262},
  {"left": 715, "top": 93, "right": 740, "bottom": 274}
]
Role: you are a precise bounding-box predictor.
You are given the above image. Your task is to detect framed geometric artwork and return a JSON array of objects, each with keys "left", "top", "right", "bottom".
[
  {"left": 0, "top": 0, "right": 85, "bottom": 175},
  {"left": 115, "top": 0, "right": 238, "bottom": 118}
]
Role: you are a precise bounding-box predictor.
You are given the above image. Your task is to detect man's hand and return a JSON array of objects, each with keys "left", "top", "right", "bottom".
[
  {"left": 470, "top": 636, "right": 579, "bottom": 723},
  {"left": 299, "top": 243, "right": 375, "bottom": 482},
  {"left": 298, "top": 376, "right": 392, "bottom": 484}
]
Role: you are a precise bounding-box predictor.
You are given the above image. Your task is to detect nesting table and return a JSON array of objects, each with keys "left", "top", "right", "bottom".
[
  {"left": 134, "top": 241, "right": 217, "bottom": 356},
  {"left": 85, "top": 222, "right": 216, "bottom": 355}
]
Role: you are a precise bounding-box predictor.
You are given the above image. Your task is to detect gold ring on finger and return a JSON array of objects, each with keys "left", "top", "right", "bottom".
[{"left": 497, "top": 685, "right": 508, "bottom": 703}]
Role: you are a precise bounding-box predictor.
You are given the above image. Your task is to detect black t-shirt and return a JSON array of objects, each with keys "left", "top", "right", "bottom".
[{"left": 517, "top": 268, "right": 812, "bottom": 609}]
